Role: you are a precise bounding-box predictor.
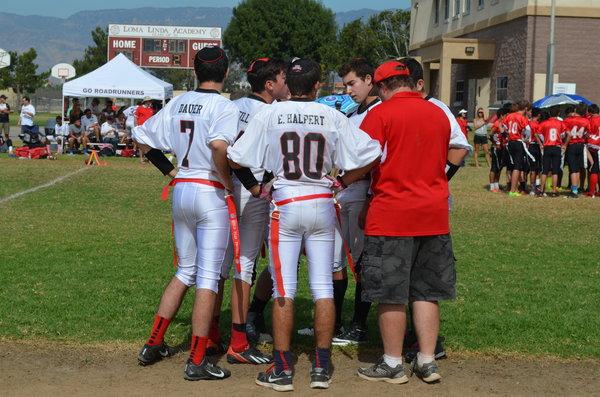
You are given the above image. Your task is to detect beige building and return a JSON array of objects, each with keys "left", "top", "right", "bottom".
[{"left": 409, "top": 0, "right": 600, "bottom": 116}]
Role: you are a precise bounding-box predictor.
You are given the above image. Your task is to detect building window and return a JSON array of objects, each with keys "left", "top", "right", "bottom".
[
  {"left": 497, "top": 76, "right": 508, "bottom": 102},
  {"left": 465, "top": 0, "right": 471, "bottom": 14},
  {"left": 434, "top": 0, "right": 440, "bottom": 24},
  {"left": 455, "top": 0, "right": 461, "bottom": 17},
  {"left": 444, "top": 0, "right": 450, "bottom": 20},
  {"left": 455, "top": 81, "right": 465, "bottom": 104},
  {"left": 478, "top": 0, "right": 484, "bottom": 9}
]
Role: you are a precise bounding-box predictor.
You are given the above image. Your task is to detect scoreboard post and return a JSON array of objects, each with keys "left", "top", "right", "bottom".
[{"left": 107, "top": 24, "right": 222, "bottom": 69}]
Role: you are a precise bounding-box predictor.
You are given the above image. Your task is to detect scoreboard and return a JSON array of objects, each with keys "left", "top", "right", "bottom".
[{"left": 107, "top": 24, "right": 222, "bottom": 69}]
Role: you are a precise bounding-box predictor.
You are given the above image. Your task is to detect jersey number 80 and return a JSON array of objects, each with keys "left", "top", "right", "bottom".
[{"left": 280, "top": 131, "right": 325, "bottom": 180}]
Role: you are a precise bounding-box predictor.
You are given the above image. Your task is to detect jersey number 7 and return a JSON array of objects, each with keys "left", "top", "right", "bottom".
[{"left": 180, "top": 120, "right": 194, "bottom": 168}]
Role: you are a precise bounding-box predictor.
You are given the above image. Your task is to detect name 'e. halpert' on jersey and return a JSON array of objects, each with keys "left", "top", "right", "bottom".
[{"left": 227, "top": 100, "right": 382, "bottom": 190}]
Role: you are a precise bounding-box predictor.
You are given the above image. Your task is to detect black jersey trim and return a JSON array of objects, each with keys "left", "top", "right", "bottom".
[
  {"left": 248, "top": 94, "right": 268, "bottom": 104},
  {"left": 195, "top": 88, "right": 221, "bottom": 94},
  {"left": 354, "top": 97, "right": 381, "bottom": 116},
  {"left": 424, "top": 94, "right": 433, "bottom": 101}
]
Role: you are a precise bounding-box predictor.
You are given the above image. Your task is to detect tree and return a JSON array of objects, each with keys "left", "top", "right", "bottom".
[
  {"left": 72, "top": 26, "right": 108, "bottom": 76},
  {"left": 365, "top": 10, "right": 411, "bottom": 62},
  {"left": 0, "top": 48, "right": 49, "bottom": 102},
  {"left": 224, "top": 0, "right": 337, "bottom": 66}
]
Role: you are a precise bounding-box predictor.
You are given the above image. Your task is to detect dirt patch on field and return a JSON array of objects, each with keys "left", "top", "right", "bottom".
[{"left": 1, "top": 341, "right": 598, "bottom": 396}]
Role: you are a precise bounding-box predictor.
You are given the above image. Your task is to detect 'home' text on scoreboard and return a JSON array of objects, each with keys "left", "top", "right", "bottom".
[{"left": 107, "top": 24, "right": 222, "bottom": 69}]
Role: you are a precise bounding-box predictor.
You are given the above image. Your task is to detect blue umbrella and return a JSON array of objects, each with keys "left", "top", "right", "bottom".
[
  {"left": 532, "top": 93, "right": 579, "bottom": 108},
  {"left": 565, "top": 94, "right": 593, "bottom": 105},
  {"left": 316, "top": 94, "right": 359, "bottom": 115}
]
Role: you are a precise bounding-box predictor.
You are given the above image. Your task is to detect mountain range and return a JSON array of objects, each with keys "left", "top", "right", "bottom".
[{"left": 0, "top": 7, "right": 384, "bottom": 71}]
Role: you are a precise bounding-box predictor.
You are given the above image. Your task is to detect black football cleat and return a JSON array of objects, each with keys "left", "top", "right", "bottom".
[
  {"left": 138, "top": 342, "right": 176, "bottom": 366},
  {"left": 184, "top": 358, "right": 231, "bottom": 381}
]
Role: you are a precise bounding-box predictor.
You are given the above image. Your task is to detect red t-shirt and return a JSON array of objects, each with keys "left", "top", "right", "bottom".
[
  {"left": 539, "top": 118, "right": 564, "bottom": 147},
  {"left": 504, "top": 112, "right": 530, "bottom": 141},
  {"left": 456, "top": 117, "right": 468, "bottom": 138},
  {"left": 360, "top": 91, "right": 450, "bottom": 237},
  {"left": 563, "top": 116, "right": 590, "bottom": 145},
  {"left": 529, "top": 119, "right": 541, "bottom": 144},
  {"left": 135, "top": 106, "right": 154, "bottom": 126}
]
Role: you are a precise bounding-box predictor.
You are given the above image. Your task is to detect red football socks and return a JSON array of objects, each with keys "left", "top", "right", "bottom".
[
  {"left": 589, "top": 174, "right": 598, "bottom": 195},
  {"left": 230, "top": 323, "right": 249, "bottom": 353},
  {"left": 190, "top": 335, "right": 208, "bottom": 365},
  {"left": 146, "top": 315, "right": 170, "bottom": 346}
]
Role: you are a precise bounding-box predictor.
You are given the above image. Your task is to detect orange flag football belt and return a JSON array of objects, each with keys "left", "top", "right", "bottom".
[{"left": 161, "top": 178, "right": 241, "bottom": 274}]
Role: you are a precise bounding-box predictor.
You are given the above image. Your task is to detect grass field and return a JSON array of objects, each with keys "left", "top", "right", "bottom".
[{"left": 1, "top": 154, "right": 599, "bottom": 359}]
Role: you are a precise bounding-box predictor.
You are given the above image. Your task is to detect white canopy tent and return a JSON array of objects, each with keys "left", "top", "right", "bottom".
[{"left": 62, "top": 53, "right": 173, "bottom": 117}]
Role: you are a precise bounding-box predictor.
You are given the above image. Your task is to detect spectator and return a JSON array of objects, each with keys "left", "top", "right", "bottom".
[
  {"left": 90, "top": 98, "right": 101, "bottom": 116},
  {"left": 456, "top": 109, "right": 469, "bottom": 140},
  {"left": 357, "top": 61, "right": 464, "bottom": 384},
  {"left": 67, "top": 118, "right": 87, "bottom": 153},
  {"left": 67, "top": 98, "right": 83, "bottom": 120},
  {"left": 19, "top": 96, "right": 36, "bottom": 134},
  {"left": 135, "top": 97, "right": 154, "bottom": 126},
  {"left": 123, "top": 102, "right": 138, "bottom": 133},
  {"left": 115, "top": 112, "right": 129, "bottom": 143},
  {"left": 0, "top": 94, "right": 12, "bottom": 143},
  {"left": 81, "top": 108, "right": 100, "bottom": 142},
  {"left": 472, "top": 108, "right": 491, "bottom": 167},
  {"left": 102, "top": 100, "right": 116, "bottom": 119},
  {"left": 53, "top": 116, "right": 69, "bottom": 146},
  {"left": 100, "top": 115, "right": 119, "bottom": 147}
]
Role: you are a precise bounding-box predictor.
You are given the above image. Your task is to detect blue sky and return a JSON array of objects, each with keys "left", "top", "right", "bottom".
[{"left": 4, "top": 0, "right": 409, "bottom": 17}]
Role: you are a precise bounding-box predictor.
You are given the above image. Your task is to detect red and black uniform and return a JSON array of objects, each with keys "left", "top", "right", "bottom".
[
  {"left": 563, "top": 115, "right": 590, "bottom": 174},
  {"left": 539, "top": 117, "right": 564, "bottom": 175},
  {"left": 490, "top": 119, "right": 506, "bottom": 173},
  {"left": 528, "top": 119, "right": 543, "bottom": 174},
  {"left": 504, "top": 112, "right": 530, "bottom": 171}
]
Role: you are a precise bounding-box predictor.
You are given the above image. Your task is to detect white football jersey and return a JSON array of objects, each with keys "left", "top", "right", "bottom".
[
  {"left": 133, "top": 89, "right": 238, "bottom": 181},
  {"left": 227, "top": 100, "right": 382, "bottom": 190},
  {"left": 233, "top": 95, "right": 269, "bottom": 180},
  {"left": 347, "top": 98, "right": 381, "bottom": 127},
  {"left": 427, "top": 96, "right": 473, "bottom": 152}
]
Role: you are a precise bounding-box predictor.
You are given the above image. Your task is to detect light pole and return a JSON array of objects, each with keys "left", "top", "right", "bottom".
[{"left": 545, "top": 0, "right": 556, "bottom": 95}]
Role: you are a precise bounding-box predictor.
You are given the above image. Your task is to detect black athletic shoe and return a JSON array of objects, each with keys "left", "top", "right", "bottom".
[
  {"left": 357, "top": 357, "right": 408, "bottom": 384},
  {"left": 205, "top": 340, "right": 227, "bottom": 356},
  {"left": 183, "top": 358, "right": 231, "bottom": 381},
  {"left": 309, "top": 367, "right": 331, "bottom": 389},
  {"left": 332, "top": 324, "right": 367, "bottom": 346},
  {"left": 409, "top": 360, "right": 442, "bottom": 383},
  {"left": 138, "top": 343, "right": 176, "bottom": 366},
  {"left": 227, "top": 345, "right": 273, "bottom": 364},
  {"left": 256, "top": 366, "right": 294, "bottom": 392},
  {"left": 246, "top": 312, "right": 272, "bottom": 344}
]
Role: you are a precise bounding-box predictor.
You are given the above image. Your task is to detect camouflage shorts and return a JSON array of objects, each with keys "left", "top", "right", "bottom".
[{"left": 361, "top": 234, "right": 456, "bottom": 305}]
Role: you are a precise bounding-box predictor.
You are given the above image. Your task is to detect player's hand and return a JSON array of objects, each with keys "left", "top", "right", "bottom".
[
  {"left": 325, "top": 175, "right": 344, "bottom": 194},
  {"left": 249, "top": 184, "right": 261, "bottom": 198},
  {"left": 259, "top": 181, "right": 274, "bottom": 201}
]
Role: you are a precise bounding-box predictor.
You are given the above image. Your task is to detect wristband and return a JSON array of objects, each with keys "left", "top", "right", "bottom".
[
  {"left": 445, "top": 160, "right": 460, "bottom": 181},
  {"left": 146, "top": 149, "right": 175, "bottom": 176},
  {"left": 233, "top": 167, "right": 259, "bottom": 191}
]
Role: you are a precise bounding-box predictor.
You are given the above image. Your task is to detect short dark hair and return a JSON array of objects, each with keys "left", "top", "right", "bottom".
[
  {"left": 514, "top": 100, "right": 530, "bottom": 112},
  {"left": 84, "top": 108, "right": 91, "bottom": 113},
  {"left": 55, "top": 115, "right": 62, "bottom": 121},
  {"left": 194, "top": 46, "right": 229, "bottom": 84},
  {"left": 589, "top": 104, "right": 599, "bottom": 114},
  {"left": 338, "top": 58, "right": 374, "bottom": 80},
  {"left": 549, "top": 106, "right": 561, "bottom": 117},
  {"left": 575, "top": 103, "right": 588, "bottom": 116},
  {"left": 247, "top": 58, "right": 286, "bottom": 93},
  {"left": 398, "top": 57, "right": 424, "bottom": 81},
  {"left": 378, "top": 75, "right": 416, "bottom": 91},
  {"left": 539, "top": 110, "right": 550, "bottom": 121},
  {"left": 23, "top": 96, "right": 30, "bottom": 102},
  {"left": 564, "top": 105, "right": 575, "bottom": 115},
  {"left": 286, "top": 59, "right": 321, "bottom": 97},
  {"left": 531, "top": 107, "right": 541, "bottom": 118}
]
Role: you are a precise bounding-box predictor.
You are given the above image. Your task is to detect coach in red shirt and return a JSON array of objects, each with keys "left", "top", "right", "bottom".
[{"left": 356, "top": 61, "right": 456, "bottom": 384}]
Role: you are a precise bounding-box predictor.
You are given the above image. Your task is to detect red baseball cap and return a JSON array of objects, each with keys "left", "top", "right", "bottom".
[{"left": 374, "top": 61, "right": 410, "bottom": 84}]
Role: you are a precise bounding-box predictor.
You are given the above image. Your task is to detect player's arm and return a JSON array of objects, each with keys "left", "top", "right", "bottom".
[
  {"left": 446, "top": 148, "right": 469, "bottom": 181},
  {"left": 211, "top": 139, "right": 234, "bottom": 193},
  {"left": 338, "top": 159, "right": 379, "bottom": 187}
]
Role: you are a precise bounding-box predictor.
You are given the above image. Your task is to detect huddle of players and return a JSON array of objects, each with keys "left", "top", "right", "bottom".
[
  {"left": 132, "top": 46, "right": 465, "bottom": 390},
  {"left": 488, "top": 101, "right": 600, "bottom": 198}
]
